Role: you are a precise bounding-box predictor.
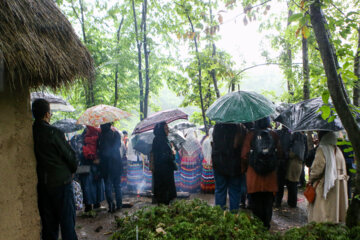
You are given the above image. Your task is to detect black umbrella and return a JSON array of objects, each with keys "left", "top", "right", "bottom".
[
  {"left": 131, "top": 129, "right": 186, "bottom": 155},
  {"left": 274, "top": 97, "right": 359, "bottom": 132},
  {"left": 173, "top": 122, "right": 196, "bottom": 131},
  {"left": 131, "top": 131, "right": 154, "bottom": 155},
  {"left": 271, "top": 102, "right": 293, "bottom": 118},
  {"left": 53, "top": 119, "right": 84, "bottom": 133}
]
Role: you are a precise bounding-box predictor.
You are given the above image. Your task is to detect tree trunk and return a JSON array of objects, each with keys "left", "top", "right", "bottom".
[
  {"left": 188, "top": 15, "right": 208, "bottom": 135},
  {"left": 208, "top": 1, "right": 220, "bottom": 99},
  {"left": 132, "top": 0, "right": 144, "bottom": 120},
  {"left": 302, "top": 35, "right": 310, "bottom": 100},
  {"left": 143, "top": 0, "right": 150, "bottom": 119},
  {"left": 231, "top": 82, "right": 235, "bottom": 92},
  {"left": 354, "top": 27, "right": 360, "bottom": 106},
  {"left": 75, "top": 0, "right": 95, "bottom": 107},
  {"left": 114, "top": 17, "right": 124, "bottom": 107},
  {"left": 211, "top": 44, "right": 220, "bottom": 99},
  {"left": 286, "top": 7, "right": 293, "bottom": 98},
  {"left": 310, "top": 1, "right": 360, "bottom": 227},
  {"left": 114, "top": 66, "right": 119, "bottom": 107}
]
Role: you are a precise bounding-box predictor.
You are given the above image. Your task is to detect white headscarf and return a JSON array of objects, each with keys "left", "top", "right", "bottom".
[
  {"left": 319, "top": 131, "right": 338, "bottom": 199},
  {"left": 202, "top": 128, "right": 213, "bottom": 165}
]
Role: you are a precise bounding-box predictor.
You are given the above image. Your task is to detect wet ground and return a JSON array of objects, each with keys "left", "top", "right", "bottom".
[{"left": 76, "top": 189, "right": 308, "bottom": 240}]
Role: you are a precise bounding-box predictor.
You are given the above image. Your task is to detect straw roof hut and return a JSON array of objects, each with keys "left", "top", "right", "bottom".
[{"left": 0, "top": 1, "right": 94, "bottom": 239}]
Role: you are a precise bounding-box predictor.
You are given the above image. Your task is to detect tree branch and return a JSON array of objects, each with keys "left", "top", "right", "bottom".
[{"left": 236, "top": 62, "right": 303, "bottom": 76}]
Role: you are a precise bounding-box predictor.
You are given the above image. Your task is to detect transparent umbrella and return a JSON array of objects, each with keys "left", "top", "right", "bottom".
[
  {"left": 31, "top": 92, "right": 75, "bottom": 112},
  {"left": 274, "top": 97, "right": 360, "bottom": 131}
]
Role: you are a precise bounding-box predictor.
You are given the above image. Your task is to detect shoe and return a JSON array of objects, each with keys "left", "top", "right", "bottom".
[
  {"left": 84, "top": 204, "right": 93, "bottom": 212},
  {"left": 108, "top": 202, "right": 115, "bottom": 213},
  {"left": 239, "top": 203, "right": 246, "bottom": 209},
  {"left": 93, "top": 203, "right": 101, "bottom": 209}
]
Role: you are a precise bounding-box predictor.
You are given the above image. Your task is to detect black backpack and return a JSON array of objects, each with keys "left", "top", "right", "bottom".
[{"left": 249, "top": 130, "right": 278, "bottom": 175}]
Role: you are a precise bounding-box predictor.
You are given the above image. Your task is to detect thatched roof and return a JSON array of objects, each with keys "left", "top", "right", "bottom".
[{"left": 0, "top": 0, "right": 94, "bottom": 90}]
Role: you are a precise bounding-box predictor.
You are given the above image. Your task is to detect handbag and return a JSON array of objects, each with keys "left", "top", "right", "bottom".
[{"left": 304, "top": 181, "right": 319, "bottom": 203}]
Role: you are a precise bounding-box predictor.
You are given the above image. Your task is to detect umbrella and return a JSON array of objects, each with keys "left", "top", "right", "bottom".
[
  {"left": 168, "top": 129, "right": 186, "bottom": 149},
  {"left": 274, "top": 97, "right": 360, "bottom": 132},
  {"left": 131, "top": 131, "right": 154, "bottom": 155},
  {"left": 206, "top": 91, "right": 276, "bottom": 123},
  {"left": 270, "top": 102, "right": 293, "bottom": 120},
  {"left": 53, "top": 119, "right": 84, "bottom": 133},
  {"left": 132, "top": 109, "right": 188, "bottom": 134},
  {"left": 131, "top": 129, "right": 186, "bottom": 155},
  {"left": 31, "top": 92, "right": 75, "bottom": 112},
  {"left": 77, "top": 104, "right": 131, "bottom": 127},
  {"left": 172, "top": 122, "right": 196, "bottom": 131}
]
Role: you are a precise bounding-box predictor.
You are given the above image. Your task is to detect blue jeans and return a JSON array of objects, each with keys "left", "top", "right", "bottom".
[
  {"left": 240, "top": 173, "right": 247, "bottom": 205},
  {"left": 104, "top": 174, "right": 122, "bottom": 209},
  {"left": 214, "top": 171, "right": 242, "bottom": 211},
  {"left": 37, "top": 183, "right": 78, "bottom": 240}
]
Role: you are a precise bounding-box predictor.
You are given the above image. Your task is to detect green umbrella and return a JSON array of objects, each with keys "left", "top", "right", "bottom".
[{"left": 206, "top": 91, "right": 276, "bottom": 123}]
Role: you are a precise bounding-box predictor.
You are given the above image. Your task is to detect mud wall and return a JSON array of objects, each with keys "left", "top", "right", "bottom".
[{"left": 0, "top": 84, "right": 40, "bottom": 240}]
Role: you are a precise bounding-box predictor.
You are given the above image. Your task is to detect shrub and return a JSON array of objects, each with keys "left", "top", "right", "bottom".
[{"left": 111, "top": 199, "right": 276, "bottom": 240}]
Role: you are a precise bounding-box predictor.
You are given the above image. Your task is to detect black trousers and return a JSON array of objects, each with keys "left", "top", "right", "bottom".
[
  {"left": 250, "top": 192, "right": 274, "bottom": 229},
  {"left": 275, "top": 179, "right": 298, "bottom": 208},
  {"left": 38, "top": 183, "right": 78, "bottom": 240}
]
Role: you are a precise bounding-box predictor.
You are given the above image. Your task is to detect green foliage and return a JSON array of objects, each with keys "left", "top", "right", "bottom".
[
  {"left": 282, "top": 222, "right": 353, "bottom": 240},
  {"left": 111, "top": 199, "right": 276, "bottom": 240},
  {"left": 111, "top": 199, "right": 360, "bottom": 239}
]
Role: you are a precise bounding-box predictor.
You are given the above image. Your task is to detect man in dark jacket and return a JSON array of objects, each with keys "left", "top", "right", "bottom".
[
  {"left": 274, "top": 126, "right": 292, "bottom": 208},
  {"left": 32, "top": 99, "right": 78, "bottom": 240},
  {"left": 212, "top": 123, "right": 247, "bottom": 211}
]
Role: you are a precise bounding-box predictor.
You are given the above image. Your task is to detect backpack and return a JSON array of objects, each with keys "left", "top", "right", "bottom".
[{"left": 249, "top": 130, "right": 278, "bottom": 175}]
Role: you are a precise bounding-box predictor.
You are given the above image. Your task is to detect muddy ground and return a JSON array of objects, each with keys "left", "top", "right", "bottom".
[{"left": 76, "top": 189, "right": 308, "bottom": 240}]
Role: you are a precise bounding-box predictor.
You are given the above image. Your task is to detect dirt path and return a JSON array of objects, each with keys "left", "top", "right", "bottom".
[{"left": 76, "top": 190, "right": 308, "bottom": 240}]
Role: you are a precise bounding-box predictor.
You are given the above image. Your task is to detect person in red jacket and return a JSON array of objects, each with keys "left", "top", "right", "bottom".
[{"left": 241, "top": 117, "right": 281, "bottom": 229}]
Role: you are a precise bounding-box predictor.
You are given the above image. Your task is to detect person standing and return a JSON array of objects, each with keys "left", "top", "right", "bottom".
[
  {"left": 285, "top": 131, "right": 307, "bottom": 207},
  {"left": 212, "top": 123, "right": 247, "bottom": 211},
  {"left": 151, "top": 121, "right": 177, "bottom": 205},
  {"left": 274, "top": 126, "right": 292, "bottom": 207},
  {"left": 98, "top": 123, "right": 123, "bottom": 213},
  {"left": 73, "top": 127, "right": 105, "bottom": 212},
  {"left": 308, "top": 131, "right": 348, "bottom": 223},
  {"left": 32, "top": 99, "right": 78, "bottom": 240},
  {"left": 241, "top": 117, "right": 281, "bottom": 229}
]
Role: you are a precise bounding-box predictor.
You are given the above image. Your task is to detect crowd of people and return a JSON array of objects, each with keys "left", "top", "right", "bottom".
[
  {"left": 31, "top": 98, "right": 353, "bottom": 239},
  {"left": 32, "top": 99, "right": 126, "bottom": 240},
  {"left": 152, "top": 117, "right": 352, "bottom": 230}
]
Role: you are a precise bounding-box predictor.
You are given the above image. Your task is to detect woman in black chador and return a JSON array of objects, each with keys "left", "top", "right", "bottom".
[{"left": 151, "top": 121, "right": 177, "bottom": 205}]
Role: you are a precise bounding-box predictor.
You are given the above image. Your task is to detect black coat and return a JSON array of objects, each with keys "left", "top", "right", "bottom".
[
  {"left": 98, "top": 129, "right": 122, "bottom": 178},
  {"left": 33, "top": 120, "right": 77, "bottom": 187},
  {"left": 151, "top": 122, "right": 176, "bottom": 204},
  {"left": 211, "top": 123, "right": 245, "bottom": 177}
]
